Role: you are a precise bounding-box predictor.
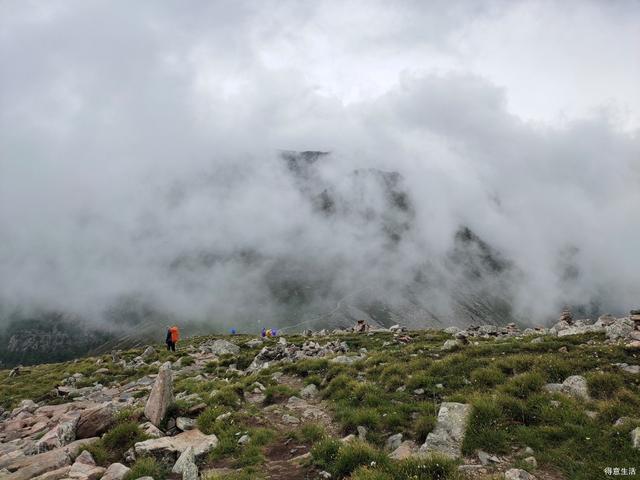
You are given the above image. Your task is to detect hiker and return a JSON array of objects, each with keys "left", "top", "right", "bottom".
[
  {"left": 261, "top": 327, "right": 267, "bottom": 338},
  {"left": 166, "top": 325, "right": 180, "bottom": 351}
]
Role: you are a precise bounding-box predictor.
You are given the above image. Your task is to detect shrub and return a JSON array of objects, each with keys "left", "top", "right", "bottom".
[
  {"left": 304, "top": 374, "right": 322, "bottom": 386},
  {"left": 197, "top": 406, "right": 227, "bottom": 435},
  {"left": 84, "top": 441, "right": 109, "bottom": 465},
  {"left": 332, "top": 441, "right": 389, "bottom": 478},
  {"left": 535, "top": 356, "right": 573, "bottom": 382},
  {"left": 501, "top": 372, "right": 545, "bottom": 399},
  {"left": 351, "top": 455, "right": 461, "bottom": 480},
  {"left": 124, "top": 457, "right": 166, "bottom": 480},
  {"left": 212, "top": 386, "right": 241, "bottom": 407},
  {"left": 311, "top": 437, "right": 341, "bottom": 471},
  {"left": 180, "top": 355, "right": 195, "bottom": 366},
  {"left": 233, "top": 444, "right": 264, "bottom": 467},
  {"left": 413, "top": 415, "right": 436, "bottom": 443},
  {"left": 470, "top": 367, "right": 505, "bottom": 387},
  {"left": 250, "top": 427, "right": 276, "bottom": 446},
  {"left": 336, "top": 406, "right": 381, "bottom": 432},
  {"left": 300, "top": 423, "right": 327, "bottom": 443},
  {"left": 263, "top": 385, "right": 297, "bottom": 405},
  {"left": 587, "top": 372, "right": 623, "bottom": 399},
  {"left": 324, "top": 374, "right": 358, "bottom": 401},
  {"left": 463, "top": 397, "right": 509, "bottom": 454},
  {"left": 102, "top": 422, "right": 147, "bottom": 459}
]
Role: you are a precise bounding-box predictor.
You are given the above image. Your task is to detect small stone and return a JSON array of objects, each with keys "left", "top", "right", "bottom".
[
  {"left": 386, "top": 433, "right": 402, "bottom": 451},
  {"left": 282, "top": 414, "right": 300, "bottom": 424},
  {"left": 441, "top": 340, "right": 460, "bottom": 351},
  {"left": 357, "top": 426, "right": 367, "bottom": 440},
  {"left": 614, "top": 417, "right": 633, "bottom": 426},
  {"left": 237, "top": 434, "right": 250, "bottom": 445},
  {"left": 300, "top": 384, "right": 318, "bottom": 399},
  {"left": 101, "top": 462, "right": 130, "bottom": 480},
  {"left": 505, "top": 468, "right": 537, "bottom": 480},
  {"left": 389, "top": 440, "right": 415, "bottom": 460},
  {"left": 176, "top": 417, "right": 196, "bottom": 431},
  {"left": 523, "top": 456, "right": 537, "bottom": 469},
  {"left": 632, "top": 427, "right": 640, "bottom": 450}
]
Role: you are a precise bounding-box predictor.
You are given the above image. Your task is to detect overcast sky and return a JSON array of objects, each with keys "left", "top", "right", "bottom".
[{"left": 1, "top": 0, "right": 639, "bottom": 326}]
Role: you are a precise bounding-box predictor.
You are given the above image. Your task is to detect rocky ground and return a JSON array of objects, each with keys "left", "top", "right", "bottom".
[{"left": 1, "top": 314, "right": 639, "bottom": 480}]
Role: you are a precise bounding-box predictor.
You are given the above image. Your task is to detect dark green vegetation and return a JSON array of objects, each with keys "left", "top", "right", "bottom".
[
  {"left": 0, "top": 314, "right": 114, "bottom": 367},
  {"left": 1, "top": 329, "right": 639, "bottom": 480}
]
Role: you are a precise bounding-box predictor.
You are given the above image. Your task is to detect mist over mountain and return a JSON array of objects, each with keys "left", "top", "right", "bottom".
[{"left": 1, "top": 1, "right": 639, "bottom": 364}]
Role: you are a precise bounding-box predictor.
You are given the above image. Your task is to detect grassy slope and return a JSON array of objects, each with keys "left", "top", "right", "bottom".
[{"left": 1, "top": 330, "right": 639, "bottom": 480}]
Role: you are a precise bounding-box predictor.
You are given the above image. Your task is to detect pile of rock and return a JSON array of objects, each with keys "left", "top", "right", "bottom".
[
  {"left": 548, "top": 309, "right": 640, "bottom": 347},
  {"left": 559, "top": 306, "right": 574, "bottom": 324},
  {"left": 199, "top": 339, "right": 241, "bottom": 356},
  {"left": 247, "top": 339, "right": 349, "bottom": 372},
  {"left": 447, "top": 323, "right": 528, "bottom": 342}
]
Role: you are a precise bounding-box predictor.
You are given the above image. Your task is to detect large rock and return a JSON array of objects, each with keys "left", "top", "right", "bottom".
[
  {"left": 134, "top": 429, "right": 218, "bottom": 464},
  {"left": 544, "top": 375, "right": 589, "bottom": 401},
  {"left": 300, "top": 384, "right": 319, "bottom": 400},
  {"left": 441, "top": 340, "right": 460, "bottom": 351},
  {"left": 4, "top": 449, "right": 70, "bottom": 480},
  {"left": 176, "top": 417, "right": 196, "bottom": 431},
  {"left": 172, "top": 446, "right": 196, "bottom": 474},
  {"left": 30, "top": 466, "right": 71, "bottom": 480},
  {"left": 101, "top": 463, "right": 130, "bottom": 480},
  {"left": 419, "top": 402, "right": 471, "bottom": 458},
  {"left": 144, "top": 362, "right": 174, "bottom": 427},
  {"left": 37, "top": 418, "right": 78, "bottom": 451},
  {"left": 4, "top": 439, "right": 96, "bottom": 480},
  {"left": 76, "top": 403, "right": 116, "bottom": 439},
  {"left": 557, "top": 325, "right": 603, "bottom": 337},
  {"left": 605, "top": 318, "right": 635, "bottom": 341},
  {"left": 206, "top": 340, "right": 240, "bottom": 355},
  {"left": 67, "top": 450, "right": 105, "bottom": 480}
]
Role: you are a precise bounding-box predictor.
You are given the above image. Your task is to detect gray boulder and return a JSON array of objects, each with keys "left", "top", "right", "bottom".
[
  {"left": 101, "top": 463, "right": 130, "bottom": 480},
  {"left": 386, "top": 433, "right": 403, "bottom": 451},
  {"left": 300, "top": 384, "right": 319, "bottom": 400},
  {"left": 557, "top": 325, "right": 603, "bottom": 337},
  {"left": 441, "top": 340, "right": 460, "bottom": 351},
  {"left": 144, "top": 362, "right": 174, "bottom": 427},
  {"left": 206, "top": 340, "right": 240, "bottom": 355},
  {"left": 76, "top": 403, "right": 117, "bottom": 439},
  {"left": 37, "top": 418, "right": 78, "bottom": 451},
  {"left": 419, "top": 402, "right": 471, "bottom": 458},
  {"left": 605, "top": 318, "right": 635, "bottom": 340},
  {"left": 172, "top": 446, "right": 195, "bottom": 474},
  {"left": 134, "top": 429, "right": 218, "bottom": 464},
  {"left": 544, "top": 375, "right": 589, "bottom": 401}
]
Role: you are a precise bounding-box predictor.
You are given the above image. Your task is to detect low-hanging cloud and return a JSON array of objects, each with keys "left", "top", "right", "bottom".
[{"left": 1, "top": 0, "right": 639, "bottom": 332}]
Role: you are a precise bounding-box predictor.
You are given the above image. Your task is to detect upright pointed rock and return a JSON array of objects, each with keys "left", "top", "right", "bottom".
[
  {"left": 419, "top": 402, "right": 471, "bottom": 459},
  {"left": 144, "top": 362, "right": 174, "bottom": 427}
]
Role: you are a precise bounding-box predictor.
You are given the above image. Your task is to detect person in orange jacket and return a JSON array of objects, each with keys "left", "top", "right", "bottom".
[{"left": 166, "top": 325, "right": 180, "bottom": 351}]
